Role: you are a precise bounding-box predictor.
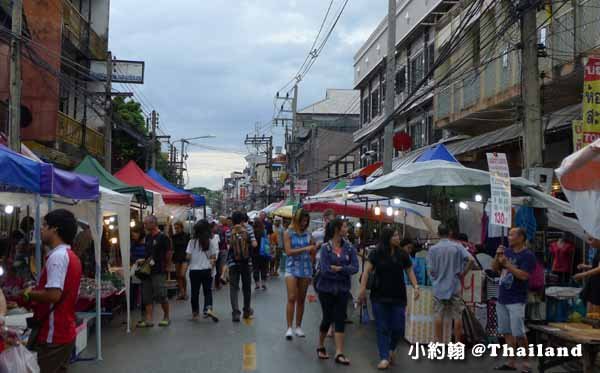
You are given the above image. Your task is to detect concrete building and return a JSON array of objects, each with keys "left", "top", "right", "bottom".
[
  {"left": 0, "top": 0, "right": 110, "bottom": 168},
  {"left": 294, "top": 89, "right": 360, "bottom": 196}
]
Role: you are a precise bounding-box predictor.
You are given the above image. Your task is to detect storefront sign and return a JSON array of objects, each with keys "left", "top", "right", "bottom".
[
  {"left": 90, "top": 60, "right": 145, "bottom": 84},
  {"left": 281, "top": 179, "right": 308, "bottom": 194},
  {"left": 486, "top": 153, "right": 511, "bottom": 228},
  {"left": 572, "top": 119, "right": 584, "bottom": 152},
  {"left": 582, "top": 57, "right": 600, "bottom": 145}
]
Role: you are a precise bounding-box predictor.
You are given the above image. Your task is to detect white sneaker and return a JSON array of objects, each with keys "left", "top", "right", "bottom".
[
  {"left": 294, "top": 327, "right": 306, "bottom": 337},
  {"left": 285, "top": 328, "right": 293, "bottom": 340}
]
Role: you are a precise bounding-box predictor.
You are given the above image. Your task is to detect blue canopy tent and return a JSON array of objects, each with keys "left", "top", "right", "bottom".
[
  {"left": 146, "top": 168, "right": 207, "bottom": 218},
  {"left": 0, "top": 146, "right": 107, "bottom": 360},
  {"left": 415, "top": 143, "right": 458, "bottom": 163}
]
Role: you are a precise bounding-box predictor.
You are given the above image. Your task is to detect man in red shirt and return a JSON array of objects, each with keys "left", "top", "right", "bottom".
[{"left": 22, "top": 209, "right": 82, "bottom": 373}]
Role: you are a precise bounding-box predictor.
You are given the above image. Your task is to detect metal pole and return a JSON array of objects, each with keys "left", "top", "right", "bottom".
[
  {"left": 103, "top": 52, "right": 113, "bottom": 171},
  {"left": 151, "top": 111, "right": 157, "bottom": 170},
  {"left": 95, "top": 201, "right": 103, "bottom": 360},
  {"left": 382, "top": 0, "right": 397, "bottom": 174},
  {"left": 290, "top": 84, "right": 298, "bottom": 201},
  {"left": 34, "top": 194, "right": 41, "bottom": 280},
  {"left": 8, "top": 0, "right": 22, "bottom": 152}
]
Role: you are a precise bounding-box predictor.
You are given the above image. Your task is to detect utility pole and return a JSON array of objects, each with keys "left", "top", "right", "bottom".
[
  {"left": 521, "top": 0, "right": 543, "bottom": 173},
  {"left": 180, "top": 139, "right": 187, "bottom": 187},
  {"left": 103, "top": 52, "right": 113, "bottom": 170},
  {"left": 244, "top": 134, "right": 273, "bottom": 206},
  {"left": 382, "top": 0, "right": 397, "bottom": 175},
  {"left": 8, "top": 0, "right": 22, "bottom": 152},
  {"left": 290, "top": 84, "right": 298, "bottom": 201},
  {"left": 150, "top": 110, "right": 157, "bottom": 170}
]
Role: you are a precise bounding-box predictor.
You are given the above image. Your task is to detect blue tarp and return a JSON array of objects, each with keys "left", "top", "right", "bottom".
[
  {"left": 415, "top": 144, "right": 458, "bottom": 163},
  {"left": 147, "top": 168, "right": 206, "bottom": 207},
  {"left": 319, "top": 181, "right": 337, "bottom": 194},
  {"left": 0, "top": 145, "right": 43, "bottom": 193},
  {"left": 349, "top": 177, "right": 366, "bottom": 187}
]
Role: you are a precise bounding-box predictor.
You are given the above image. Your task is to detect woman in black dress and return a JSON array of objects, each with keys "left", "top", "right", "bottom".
[{"left": 172, "top": 221, "right": 190, "bottom": 300}]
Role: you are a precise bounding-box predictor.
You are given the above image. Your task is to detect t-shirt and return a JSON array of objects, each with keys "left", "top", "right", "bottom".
[
  {"left": 171, "top": 232, "right": 190, "bottom": 263},
  {"left": 549, "top": 241, "right": 575, "bottom": 273},
  {"left": 210, "top": 234, "right": 220, "bottom": 254},
  {"left": 427, "top": 239, "right": 471, "bottom": 300},
  {"left": 186, "top": 239, "right": 218, "bottom": 271},
  {"left": 33, "top": 245, "right": 82, "bottom": 344},
  {"left": 498, "top": 247, "right": 536, "bottom": 305},
  {"left": 145, "top": 231, "right": 170, "bottom": 274},
  {"left": 367, "top": 248, "right": 412, "bottom": 305}
]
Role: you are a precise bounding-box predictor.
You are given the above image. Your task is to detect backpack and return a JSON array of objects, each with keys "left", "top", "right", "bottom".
[{"left": 230, "top": 225, "right": 250, "bottom": 261}]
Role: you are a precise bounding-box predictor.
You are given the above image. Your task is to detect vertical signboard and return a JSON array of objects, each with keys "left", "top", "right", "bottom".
[
  {"left": 572, "top": 119, "right": 584, "bottom": 152},
  {"left": 582, "top": 57, "right": 600, "bottom": 145},
  {"left": 486, "top": 153, "right": 512, "bottom": 228}
]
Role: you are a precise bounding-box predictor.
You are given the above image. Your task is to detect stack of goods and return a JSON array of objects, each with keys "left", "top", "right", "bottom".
[
  {"left": 405, "top": 287, "right": 452, "bottom": 343},
  {"left": 545, "top": 287, "right": 585, "bottom": 323},
  {"left": 78, "top": 278, "right": 118, "bottom": 300}
]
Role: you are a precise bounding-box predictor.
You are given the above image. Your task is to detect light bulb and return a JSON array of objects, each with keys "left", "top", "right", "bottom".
[
  {"left": 109, "top": 216, "right": 116, "bottom": 223},
  {"left": 386, "top": 207, "right": 393, "bottom": 216},
  {"left": 393, "top": 198, "right": 401, "bottom": 205},
  {"left": 109, "top": 224, "right": 115, "bottom": 230},
  {"left": 394, "top": 209, "right": 400, "bottom": 217},
  {"left": 475, "top": 194, "right": 483, "bottom": 202},
  {"left": 355, "top": 222, "right": 362, "bottom": 228},
  {"left": 459, "top": 202, "right": 468, "bottom": 210},
  {"left": 4, "top": 205, "right": 14, "bottom": 214},
  {"left": 374, "top": 206, "right": 381, "bottom": 216},
  {"left": 130, "top": 220, "right": 136, "bottom": 228},
  {"left": 110, "top": 237, "right": 118, "bottom": 245}
]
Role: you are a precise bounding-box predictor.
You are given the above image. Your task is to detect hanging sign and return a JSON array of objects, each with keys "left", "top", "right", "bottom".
[
  {"left": 582, "top": 57, "right": 600, "bottom": 145},
  {"left": 572, "top": 119, "right": 584, "bottom": 152},
  {"left": 486, "top": 153, "right": 511, "bottom": 228}
]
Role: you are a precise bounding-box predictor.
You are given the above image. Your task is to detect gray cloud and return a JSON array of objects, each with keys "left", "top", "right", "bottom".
[{"left": 109, "top": 1, "right": 383, "bottom": 188}]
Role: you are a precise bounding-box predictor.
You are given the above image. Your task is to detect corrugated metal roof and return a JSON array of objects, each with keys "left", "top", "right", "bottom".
[
  {"left": 446, "top": 124, "right": 522, "bottom": 155},
  {"left": 546, "top": 103, "right": 580, "bottom": 131},
  {"left": 299, "top": 89, "right": 360, "bottom": 115}
]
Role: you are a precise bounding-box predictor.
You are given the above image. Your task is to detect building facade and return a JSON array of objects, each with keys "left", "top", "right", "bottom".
[
  {"left": 294, "top": 89, "right": 360, "bottom": 196},
  {"left": 0, "top": 0, "right": 110, "bottom": 168}
]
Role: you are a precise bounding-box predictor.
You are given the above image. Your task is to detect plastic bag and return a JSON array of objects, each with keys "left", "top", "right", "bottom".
[
  {"left": 0, "top": 345, "right": 40, "bottom": 373},
  {"left": 360, "top": 303, "right": 371, "bottom": 324}
]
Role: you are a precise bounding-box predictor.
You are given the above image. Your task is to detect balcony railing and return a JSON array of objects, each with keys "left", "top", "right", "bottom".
[
  {"left": 57, "top": 111, "right": 104, "bottom": 157},
  {"left": 62, "top": 0, "right": 107, "bottom": 60}
]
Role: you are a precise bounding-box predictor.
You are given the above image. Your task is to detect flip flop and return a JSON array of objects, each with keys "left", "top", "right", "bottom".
[
  {"left": 316, "top": 347, "right": 329, "bottom": 360},
  {"left": 334, "top": 354, "right": 350, "bottom": 366},
  {"left": 158, "top": 320, "right": 171, "bottom": 327},
  {"left": 494, "top": 364, "right": 517, "bottom": 371},
  {"left": 136, "top": 321, "right": 154, "bottom": 328}
]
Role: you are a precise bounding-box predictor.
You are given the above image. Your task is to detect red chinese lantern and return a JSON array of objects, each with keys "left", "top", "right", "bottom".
[{"left": 393, "top": 131, "right": 412, "bottom": 151}]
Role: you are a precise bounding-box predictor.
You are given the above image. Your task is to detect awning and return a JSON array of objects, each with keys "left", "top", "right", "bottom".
[
  {"left": 546, "top": 103, "right": 580, "bottom": 131},
  {"left": 75, "top": 156, "right": 153, "bottom": 206},
  {"left": 114, "top": 161, "right": 193, "bottom": 206},
  {"left": 147, "top": 168, "right": 206, "bottom": 207},
  {"left": 349, "top": 161, "right": 383, "bottom": 178}
]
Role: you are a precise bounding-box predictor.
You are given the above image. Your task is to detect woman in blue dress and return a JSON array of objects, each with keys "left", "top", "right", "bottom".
[{"left": 284, "top": 209, "right": 316, "bottom": 340}]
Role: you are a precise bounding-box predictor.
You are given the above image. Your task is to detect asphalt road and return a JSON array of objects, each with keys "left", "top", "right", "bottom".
[{"left": 70, "top": 276, "right": 522, "bottom": 373}]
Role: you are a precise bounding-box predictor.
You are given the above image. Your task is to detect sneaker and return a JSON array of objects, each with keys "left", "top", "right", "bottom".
[
  {"left": 243, "top": 308, "right": 254, "bottom": 320},
  {"left": 232, "top": 311, "right": 241, "bottom": 323},
  {"left": 261, "top": 285, "right": 267, "bottom": 290},
  {"left": 285, "top": 328, "right": 294, "bottom": 340},
  {"left": 206, "top": 309, "right": 219, "bottom": 323},
  {"left": 294, "top": 327, "right": 306, "bottom": 338}
]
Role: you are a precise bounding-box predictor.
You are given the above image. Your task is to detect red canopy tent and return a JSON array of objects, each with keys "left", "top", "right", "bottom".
[
  {"left": 303, "top": 200, "right": 394, "bottom": 223},
  {"left": 114, "top": 161, "right": 193, "bottom": 205}
]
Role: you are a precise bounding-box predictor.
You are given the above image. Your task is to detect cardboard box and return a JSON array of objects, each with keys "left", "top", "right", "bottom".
[{"left": 461, "top": 270, "right": 485, "bottom": 303}]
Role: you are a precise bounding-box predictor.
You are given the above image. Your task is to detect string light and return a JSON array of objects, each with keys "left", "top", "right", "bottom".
[
  {"left": 475, "top": 194, "right": 483, "bottom": 202},
  {"left": 109, "top": 224, "right": 115, "bottom": 230},
  {"left": 4, "top": 205, "right": 14, "bottom": 214},
  {"left": 393, "top": 198, "right": 400, "bottom": 205},
  {"left": 459, "top": 202, "right": 468, "bottom": 210},
  {"left": 130, "top": 220, "right": 136, "bottom": 228},
  {"left": 374, "top": 204, "right": 381, "bottom": 216},
  {"left": 386, "top": 207, "right": 393, "bottom": 217},
  {"left": 110, "top": 237, "right": 118, "bottom": 245}
]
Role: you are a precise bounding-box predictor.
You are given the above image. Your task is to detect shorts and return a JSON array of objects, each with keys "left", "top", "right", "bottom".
[
  {"left": 142, "top": 273, "right": 168, "bottom": 304},
  {"left": 433, "top": 294, "right": 465, "bottom": 320},
  {"left": 496, "top": 302, "right": 526, "bottom": 337}
]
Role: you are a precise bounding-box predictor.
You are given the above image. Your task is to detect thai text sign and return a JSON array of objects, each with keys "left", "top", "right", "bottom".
[
  {"left": 582, "top": 57, "right": 600, "bottom": 145},
  {"left": 486, "top": 153, "right": 511, "bottom": 228}
]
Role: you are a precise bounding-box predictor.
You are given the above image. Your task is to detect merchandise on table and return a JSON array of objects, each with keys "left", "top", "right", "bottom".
[{"left": 78, "top": 277, "right": 118, "bottom": 299}]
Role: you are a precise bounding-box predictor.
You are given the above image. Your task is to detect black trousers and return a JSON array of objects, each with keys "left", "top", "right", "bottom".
[
  {"left": 318, "top": 291, "right": 349, "bottom": 334},
  {"left": 230, "top": 263, "right": 252, "bottom": 313},
  {"left": 253, "top": 255, "right": 268, "bottom": 284},
  {"left": 189, "top": 269, "right": 213, "bottom": 314}
]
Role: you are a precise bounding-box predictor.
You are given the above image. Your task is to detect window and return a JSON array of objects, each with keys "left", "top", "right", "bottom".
[
  {"left": 328, "top": 155, "right": 356, "bottom": 178},
  {"left": 425, "top": 43, "right": 435, "bottom": 75},
  {"left": 409, "top": 51, "right": 425, "bottom": 92},
  {"left": 361, "top": 89, "right": 370, "bottom": 125},
  {"left": 371, "top": 85, "right": 380, "bottom": 118},
  {"left": 59, "top": 84, "right": 69, "bottom": 114},
  {"left": 361, "top": 146, "right": 368, "bottom": 167},
  {"left": 371, "top": 140, "right": 379, "bottom": 162},
  {"left": 395, "top": 66, "right": 406, "bottom": 94},
  {"left": 408, "top": 119, "right": 428, "bottom": 149},
  {"left": 501, "top": 45, "right": 510, "bottom": 68},
  {"left": 539, "top": 27, "right": 547, "bottom": 47}
]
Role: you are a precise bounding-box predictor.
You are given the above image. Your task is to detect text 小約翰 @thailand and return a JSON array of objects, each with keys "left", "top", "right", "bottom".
[{"left": 408, "top": 342, "right": 583, "bottom": 360}]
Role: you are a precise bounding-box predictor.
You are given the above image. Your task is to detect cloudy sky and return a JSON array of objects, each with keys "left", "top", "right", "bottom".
[{"left": 109, "top": 1, "right": 384, "bottom": 190}]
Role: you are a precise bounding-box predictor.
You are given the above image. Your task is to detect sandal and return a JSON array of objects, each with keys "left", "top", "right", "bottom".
[
  {"left": 158, "top": 319, "right": 171, "bottom": 327},
  {"left": 316, "top": 347, "right": 329, "bottom": 360},
  {"left": 334, "top": 354, "right": 350, "bottom": 366},
  {"left": 136, "top": 320, "right": 154, "bottom": 328},
  {"left": 494, "top": 364, "right": 517, "bottom": 371}
]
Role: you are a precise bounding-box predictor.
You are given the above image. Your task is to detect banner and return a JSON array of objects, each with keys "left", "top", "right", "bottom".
[
  {"left": 486, "top": 153, "right": 511, "bottom": 228},
  {"left": 572, "top": 120, "right": 584, "bottom": 152},
  {"left": 582, "top": 57, "right": 600, "bottom": 145}
]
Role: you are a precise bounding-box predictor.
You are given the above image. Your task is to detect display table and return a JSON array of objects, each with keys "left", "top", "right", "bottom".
[{"left": 529, "top": 323, "right": 600, "bottom": 373}]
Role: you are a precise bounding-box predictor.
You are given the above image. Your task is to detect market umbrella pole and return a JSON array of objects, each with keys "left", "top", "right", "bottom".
[
  {"left": 34, "top": 194, "right": 41, "bottom": 280},
  {"left": 95, "top": 200, "right": 103, "bottom": 360}
]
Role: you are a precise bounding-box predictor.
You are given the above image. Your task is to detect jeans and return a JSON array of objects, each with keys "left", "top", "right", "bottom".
[
  {"left": 229, "top": 263, "right": 252, "bottom": 313},
  {"left": 189, "top": 269, "right": 213, "bottom": 314},
  {"left": 318, "top": 291, "right": 348, "bottom": 333},
  {"left": 253, "top": 256, "right": 268, "bottom": 284},
  {"left": 372, "top": 302, "right": 406, "bottom": 360}
]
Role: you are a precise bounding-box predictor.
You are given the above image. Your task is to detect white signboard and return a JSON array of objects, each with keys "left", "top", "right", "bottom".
[
  {"left": 486, "top": 153, "right": 511, "bottom": 228},
  {"left": 281, "top": 179, "right": 308, "bottom": 194},
  {"left": 90, "top": 60, "right": 145, "bottom": 84}
]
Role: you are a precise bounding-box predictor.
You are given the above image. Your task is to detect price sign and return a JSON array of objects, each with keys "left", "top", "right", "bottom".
[{"left": 486, "top": 153, "right": 512, "bottom": 228}]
